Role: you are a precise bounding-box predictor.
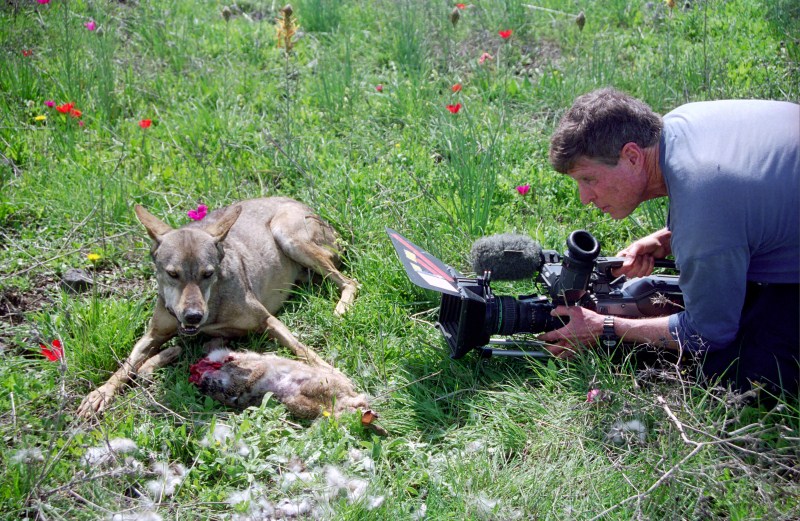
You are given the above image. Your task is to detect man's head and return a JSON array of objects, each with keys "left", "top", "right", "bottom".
[
  {"left": 549, "top": 88, "right": 662, "bottom": 173},
  {"left": 549, "top": 88, "right": 664, "bottom": 219}
]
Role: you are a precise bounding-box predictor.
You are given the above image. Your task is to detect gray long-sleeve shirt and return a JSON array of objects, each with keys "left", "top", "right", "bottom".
[{"left": 661, "top": 100, "right": 800, "bottom": 351}]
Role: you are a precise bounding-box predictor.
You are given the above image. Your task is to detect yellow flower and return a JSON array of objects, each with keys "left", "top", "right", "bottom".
[
  {"left": 34, "top": 115, "right": 47, "bottom": 121},
  {"left": 322, "top": 410, "right": 331, "bottom": 417},
  {"left": 87, "top": 253, "right": 101, "bottom": 262}
]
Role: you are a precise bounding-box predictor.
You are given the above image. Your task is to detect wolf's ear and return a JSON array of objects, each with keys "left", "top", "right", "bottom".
[
  {"left": 134, "top": 204, "right": 173, "bottom": 243},
  {"left": 204, "top": 205, "right": 242, "bottom": 243}
]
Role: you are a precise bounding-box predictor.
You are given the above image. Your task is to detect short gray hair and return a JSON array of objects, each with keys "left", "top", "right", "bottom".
[{"left": 549, "top": 88, "right": 663, "bottom": 173}]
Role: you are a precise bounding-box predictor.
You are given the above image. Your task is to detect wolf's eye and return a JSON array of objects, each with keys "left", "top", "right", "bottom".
[
  {"left": 166, "top": 269, "right": 179, "bottom": 279},
  {"left": 202, "top": 269, "right": 215, "bottom": 279}
]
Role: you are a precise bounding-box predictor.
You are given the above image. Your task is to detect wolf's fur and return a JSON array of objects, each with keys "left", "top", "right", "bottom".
[{"left": 77, "top": 197, "right": 359, "bottom": 419}]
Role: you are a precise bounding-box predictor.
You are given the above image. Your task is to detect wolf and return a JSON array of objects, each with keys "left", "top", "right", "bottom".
[{"left": 77, "top": 197, "right": 361, "bottom": 419}]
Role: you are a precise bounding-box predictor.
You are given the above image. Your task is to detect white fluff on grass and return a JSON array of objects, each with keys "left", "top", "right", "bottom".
[
  {"left": 280, "top": 468, "right": 316, "bottom": 490},
  {"left": 226, "top": 461, "right": 385, "bottom": 520},
  {"left": 109, "top": 511, "right": 163, "bottom": 521},
  {"left": 200, "top": 422, "right": 251, "bottom": 456},
  {"left": 145, "top": 462, "right": 186, "bottom": 502},
  {"left": 228, "top": 483, "right": 276, "bottom": 520},
  {"left": 469, "top": 494, "right": 524, "bottom": 520},
  {"left": 606, "top": 419, "right": 648, "bottom": 445},
  {"left": 82, "top": 438, "right": 138, "bottom": 467},
  {"left": 411, "top": 503, "right": 427, "bottom": 520},
  {"left": 10, "top": 447, "right": 44, "bottom": 464},
  {"left": 228, "top": 486, "right": 314, "bottom": 520},
  {"left": 347, "top": 448, "right": 375, "bottom": 473},
  {"left": 322, "top": 465, "right": 385, "bottom": 509},
  {"left": 274, "top": 498, "right": 314, "bottom": 517}
]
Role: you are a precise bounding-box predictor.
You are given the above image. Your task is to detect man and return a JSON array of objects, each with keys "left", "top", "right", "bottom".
[{"left": 539, "top": 87, "right": 799, "bottom": 397}]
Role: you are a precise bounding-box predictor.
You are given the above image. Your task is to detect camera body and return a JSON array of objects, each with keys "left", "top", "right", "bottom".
[{"left": 388, "top": 228, "right": 683, "bottom": 359}]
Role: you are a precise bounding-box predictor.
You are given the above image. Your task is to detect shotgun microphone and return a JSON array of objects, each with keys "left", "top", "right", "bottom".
[{"left": 470, "top": 234, "right": 544, "bottom": 280}]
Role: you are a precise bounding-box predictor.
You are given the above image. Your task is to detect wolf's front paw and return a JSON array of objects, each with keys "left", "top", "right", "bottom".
[{"left": 77, "top": 385, "right": 115, "bottom": 419}]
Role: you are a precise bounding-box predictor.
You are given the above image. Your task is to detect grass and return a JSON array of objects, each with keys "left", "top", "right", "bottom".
[{"left": 1, "top": 0, "right": 799, "bottom": 519}]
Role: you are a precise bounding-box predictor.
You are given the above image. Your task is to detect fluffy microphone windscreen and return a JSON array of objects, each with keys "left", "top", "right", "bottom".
[{"left": 470, "top": 234, "right": 543, "bottom": 280}]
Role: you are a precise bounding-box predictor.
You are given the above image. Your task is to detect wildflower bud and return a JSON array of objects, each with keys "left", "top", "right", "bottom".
[
  {"left": 665, "top": 0, "right": 676, "bottom": 8},
  {"left": 450, "top": 7, "right": 460, "bottom": 27},
  {"left": 575, "top": 11, "right": 586, "bottom": 31},
  {"left": 281, "top": 4, "right": 293, "bottom": 17},
  {"left": 221, "top": 6, "right": 232, "bottom": 21}
]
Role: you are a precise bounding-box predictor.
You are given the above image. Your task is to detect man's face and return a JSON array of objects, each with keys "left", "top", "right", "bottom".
[{"left": 566, "top": 154, "right": 647, "bottom": 219}]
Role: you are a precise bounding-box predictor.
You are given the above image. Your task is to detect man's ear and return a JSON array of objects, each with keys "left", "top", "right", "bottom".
[
  {"left": 620, "top": 142, "right": 644, "bottom": 167},
  {"left": 134, "top": 205, "right": 173, "bottom": 243},
  {"left": 204, "top": 205, "right": 242, "bottom": 243}
]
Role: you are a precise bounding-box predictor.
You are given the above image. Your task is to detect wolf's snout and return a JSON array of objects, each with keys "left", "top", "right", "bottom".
[{"left": 183, "top": 310, "right": 204, "bottom": 325}]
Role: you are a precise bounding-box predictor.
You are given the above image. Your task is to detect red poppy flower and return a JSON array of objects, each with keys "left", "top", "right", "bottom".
[
  {"left": 41, "top": 339, "right": 64, "bottom": 361},
  {"left": 69, "top": 108, "right": 82, "bottom": 118},
  {"left": 139, "top": 119, "right": 152, "bottom": 128},
  {"left": 22, "top": 50, "right": 33, "bottom": 57},
  {"left": 455, "top": 3, "right": 466, "bottom": 8},
  {"left": 376, "top": 84, "right": 384, "bottom": 92},
  {"left": 446, "top": 103, "right": 462, "bottom": 114},
  {"left": 451, "top": 83, "right": 462, "bottom": 93},
  {"left": 56, "top": 102, "right": 74, "bottom": 114},
  {"left": 499, "top": 29, "right": 513, "bottom": 39}
]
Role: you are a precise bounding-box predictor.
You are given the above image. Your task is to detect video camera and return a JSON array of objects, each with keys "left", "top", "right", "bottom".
[{"left": 387, "top": 228, "right": 683, "bottom": 359}]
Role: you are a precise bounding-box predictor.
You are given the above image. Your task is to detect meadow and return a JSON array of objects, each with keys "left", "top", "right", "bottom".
[{"left": 1, "top": 0, "right": 799, "bottom": 519}]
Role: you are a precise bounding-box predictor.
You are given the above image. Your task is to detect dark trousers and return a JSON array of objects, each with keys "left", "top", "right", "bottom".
[{"left": 699, "top": 282, "right": 800, "bottom": 399}]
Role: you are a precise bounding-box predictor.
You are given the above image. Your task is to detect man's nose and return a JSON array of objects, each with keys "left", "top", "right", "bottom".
[{"left": 578, "top": 186, "right": 594, "bottom": 205}]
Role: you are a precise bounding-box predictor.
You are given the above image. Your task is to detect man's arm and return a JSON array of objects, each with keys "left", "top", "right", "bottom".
[
  {"left": 613, "top": 227, "right": 672, "bottom": 278},
  {"left": 537, "top": 305, "right": 678, "bottom": 358}
]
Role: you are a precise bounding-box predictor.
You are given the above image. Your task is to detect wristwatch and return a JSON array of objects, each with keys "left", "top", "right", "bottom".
[{"left": 601, "top": 316, "right": 619, "bottom": 348}]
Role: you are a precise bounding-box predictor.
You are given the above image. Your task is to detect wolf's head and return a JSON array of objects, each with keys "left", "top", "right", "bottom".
[{"left": 134, "top": 204, "right": 242, "bottom": 336}]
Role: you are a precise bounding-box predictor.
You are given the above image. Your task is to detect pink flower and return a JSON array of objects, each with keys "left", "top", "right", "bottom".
[
  {"left": 84, "top": 20, "right": 96, "bottom": 31},
  {"left": 451, "top": 83, "right": 462, "bottom": 93},
  {"left": 586, "top": 388, "right": 601, "bottom": 403},
  {"left": 188, "top": 204, "right": 208, "bottom": 221},
  {"left": 44, "top": 100, "right": 55, "bottom": 108},
  {"left": 478, "top": 52, "right": 493, "bottom": 65},
  {"left": 446, "top": 103, "right": 462, "bottom": 114},
  {"left": 499, "top": 29, "right": 513, "bottom": 39},
  {"left": 516, "top": 184, "right": 531, "bottom": 196},
  {"left": 22, "top": 50, "right": 33, "bottom": 57},
  {"left": 40, "top": 339, "right": 64, "bottom": 361},
  {"left": 376, "top": 84, "right": 383, "bottom": 92},
  {"left": 36, "top": 0, "right": 50, "bottom": 4}
]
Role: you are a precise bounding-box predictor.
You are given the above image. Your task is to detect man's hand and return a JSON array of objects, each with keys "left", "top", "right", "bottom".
[
  {"left": 537, "top": 305, "right": 605, "bottom": 358},
  {"left": 612, "top": 228, "right": 672, "bottom": 278}
]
